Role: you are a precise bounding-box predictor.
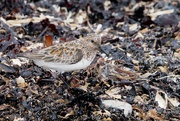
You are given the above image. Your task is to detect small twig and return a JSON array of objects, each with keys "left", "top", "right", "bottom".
[
  {"left": 0, "top": 17, "right": 20, "bottom": 39},
  {"left": 153, "top": 39, "right": 157, "bottom": 49},
  {"left": 156, "top": 75, "right": 180, "bottom": 80},
  {"left": 36, "top": 26, "right": 48, "bottom": 41}
]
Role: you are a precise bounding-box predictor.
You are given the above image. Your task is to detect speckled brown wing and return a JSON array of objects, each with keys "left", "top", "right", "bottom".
[
  {"left": 24, "top": 44, "right": 84, "bottom": 65},
  {"left": 44, "top": 46, "right": 83, "bottom": 64}
]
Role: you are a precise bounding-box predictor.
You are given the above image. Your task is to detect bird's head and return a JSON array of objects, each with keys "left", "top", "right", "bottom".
[{"left": 84, "top": 33, "right": 102, "bottom": 50}]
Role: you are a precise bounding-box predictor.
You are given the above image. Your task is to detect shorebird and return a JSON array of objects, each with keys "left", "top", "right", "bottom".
[{"left": 24, "top": 34, "right": 101, "bottom": 72}]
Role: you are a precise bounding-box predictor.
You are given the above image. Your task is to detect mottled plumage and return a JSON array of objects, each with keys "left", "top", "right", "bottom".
[{"left": 24, "top": 34, "right": 101, "bottom": 72}]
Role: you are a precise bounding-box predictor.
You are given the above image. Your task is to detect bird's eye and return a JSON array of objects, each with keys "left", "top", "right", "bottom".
[{"left": 91, "top": 40, "right": 94, "bottom": 43}]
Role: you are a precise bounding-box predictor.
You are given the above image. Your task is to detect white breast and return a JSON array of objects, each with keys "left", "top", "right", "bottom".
[{"left": 33, "top": 57, "right": 93, "bottom": 72}]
